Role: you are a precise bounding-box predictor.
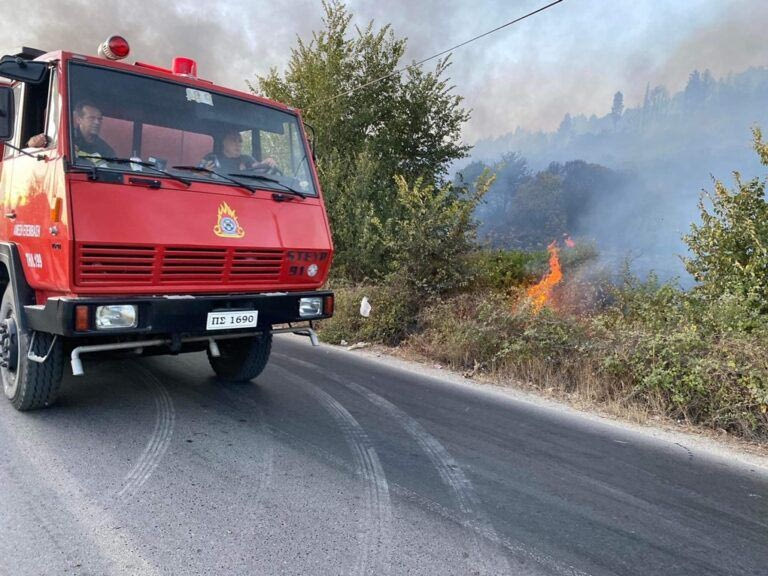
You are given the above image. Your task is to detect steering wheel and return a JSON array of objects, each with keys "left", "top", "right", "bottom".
[{"left": 252, "top": 163, "right": 283, "bottom": 177}]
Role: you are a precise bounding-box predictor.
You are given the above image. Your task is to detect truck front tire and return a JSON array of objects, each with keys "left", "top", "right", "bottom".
[
  {"left": 0, "top": 285, "right": 64, "bottom": 410},
  {"left": 207, "top": 332, "right": 272, "bottom": 383}
]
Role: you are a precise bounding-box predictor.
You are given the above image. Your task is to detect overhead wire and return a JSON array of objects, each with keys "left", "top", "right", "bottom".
[{"left": 309, "top": 0, "right": 567, "bottom": 108}]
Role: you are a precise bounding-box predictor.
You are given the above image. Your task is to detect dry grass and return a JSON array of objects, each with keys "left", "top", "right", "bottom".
[{"left": 319, "top": 284, "right": 768, "bottom": 442}]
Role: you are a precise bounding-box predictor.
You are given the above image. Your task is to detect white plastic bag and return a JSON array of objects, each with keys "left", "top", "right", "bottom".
[{"left": 360, "top": 296, "right": 372, "bottom": 318}]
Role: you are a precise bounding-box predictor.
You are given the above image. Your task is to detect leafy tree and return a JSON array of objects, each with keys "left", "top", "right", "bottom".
[
  {"left": 455, "top": 160, "right": 488, "bottom": 194},
  {"left": 255, "top": 0, "right": 471, "bottom": 280},
  {"left": 387, "top": 173, "right": 492, "bottom": 296},
  {"left": 507, "top": 170, "right": 565, "bottom": 249},
  {"left": 472, "top": 153, "right": 530, "bottom": 246},
  {"left": 685, "top": 127, "right": 768, "bottom": 310}
]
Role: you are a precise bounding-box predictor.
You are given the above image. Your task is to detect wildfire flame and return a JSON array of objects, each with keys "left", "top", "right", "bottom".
[
  {"left": 564, "top": 235, "right": 575, "bottom": 248},
  {"left": 527, "top": 241, "right": 563, "bottom": 313}
]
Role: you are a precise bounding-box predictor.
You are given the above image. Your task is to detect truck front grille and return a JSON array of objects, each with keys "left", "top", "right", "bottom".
[
  {"left": 230, "top": 249, "right": 283, "bottom": 283},
  {"left": 77, "top": 244, "right": 156, "bottom": 285},
  {"left": 76, "top": 243, "right": 284, "bottom": 287},
  {"left": 160, "top": 247, "right": 227, "bottom": 283}
]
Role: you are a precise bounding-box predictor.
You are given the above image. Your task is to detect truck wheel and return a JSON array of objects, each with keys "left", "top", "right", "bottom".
[
  {"left": 207, "top": 332, "right": 272, "bottom": 383},
  {"left": 0, "top": 285, "right": 64, "bottom": 411}
]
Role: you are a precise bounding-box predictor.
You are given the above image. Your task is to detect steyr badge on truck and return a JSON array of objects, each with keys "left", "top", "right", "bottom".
[{"left": 0, "top": 36, "right": 334, "bottom": 410}]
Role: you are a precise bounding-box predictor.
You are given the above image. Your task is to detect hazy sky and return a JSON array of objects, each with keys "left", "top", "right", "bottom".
[{"left": 1, "top": 0, "right": 765, "bottom": 142}]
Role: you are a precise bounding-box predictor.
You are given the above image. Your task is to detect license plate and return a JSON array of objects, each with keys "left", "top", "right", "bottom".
[{"left": 206, "top": 310, "right": 258, "bottom": 331}]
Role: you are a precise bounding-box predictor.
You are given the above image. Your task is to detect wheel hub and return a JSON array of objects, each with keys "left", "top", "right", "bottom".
[{"left": 0, "top": 316, "right": 19, "bottom": 372}]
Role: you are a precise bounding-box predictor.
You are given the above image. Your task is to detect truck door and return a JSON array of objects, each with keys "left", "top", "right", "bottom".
[
  {"left": 4, "top": 66, "right": 66, "bottom": 293},
  {"left": 0, "top": 82, "right": 23, "bottom": 241}
]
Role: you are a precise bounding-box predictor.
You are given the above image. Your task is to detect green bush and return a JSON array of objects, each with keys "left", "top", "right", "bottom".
[
  {"left": 385, "top": 175, "right": 489, "bottom": 297},
  {"left": 601, "top": 278, "right": 768, "bottom": 436},
  {"left": 408, "top": 279, "right": 768, "bottom": 438},
  {"left": 466, "top": 249, "right": 540, "bottom": 291},
  {"left": 685, "top": 127, "right": 768, "bottom": 312},
  {"left": 317, "top": 283, "right": 421, "bottom": 346}
]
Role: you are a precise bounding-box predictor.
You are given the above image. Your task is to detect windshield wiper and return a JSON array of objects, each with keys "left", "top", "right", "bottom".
[
  {"left": 77, "top": 156, "right": 191, "bottom": 187},
  {"left": 229, "top": 173, "right": 307, "bottom": 199},
  {"left": 171, "top": 165, "right": 256, "bottom": 194}
]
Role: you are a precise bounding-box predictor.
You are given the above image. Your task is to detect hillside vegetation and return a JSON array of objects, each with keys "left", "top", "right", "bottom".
[{"left": 258, "top": 1, "right": 768, "bottom": 440}]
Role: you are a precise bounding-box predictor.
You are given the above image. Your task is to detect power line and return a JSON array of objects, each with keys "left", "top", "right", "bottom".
[{"left": 310, "top": 0, "right": 567, "bottom": 108}]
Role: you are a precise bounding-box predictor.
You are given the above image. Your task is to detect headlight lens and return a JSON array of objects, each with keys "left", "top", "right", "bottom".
[
  {"left": 95, "top": 305, "right": 138, "bottom": 329},
  {"left": 299, "top": 297, "right": 323, "bottom": 318}
]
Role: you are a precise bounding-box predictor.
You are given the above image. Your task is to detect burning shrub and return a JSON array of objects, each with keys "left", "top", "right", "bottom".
[{"left": 410, "top": 289, "right": 617, "bottom": 400}]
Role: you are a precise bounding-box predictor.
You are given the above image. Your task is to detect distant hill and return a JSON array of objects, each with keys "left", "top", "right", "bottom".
[{"left": 460, "top": 66, "right": 768, "bottom": 281}]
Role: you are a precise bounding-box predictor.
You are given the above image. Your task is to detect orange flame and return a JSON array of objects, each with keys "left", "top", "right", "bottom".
[
  {"left": 564, "top": 235, "right": 575, "bottom": 248},
  {"left": 527, "top": 241, "right": 562, "bottom": 313}
]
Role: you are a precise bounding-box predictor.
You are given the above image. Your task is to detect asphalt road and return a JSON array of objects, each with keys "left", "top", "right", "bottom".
[{"left": 1, "top": 336, "right": 767, "bottom": 576}]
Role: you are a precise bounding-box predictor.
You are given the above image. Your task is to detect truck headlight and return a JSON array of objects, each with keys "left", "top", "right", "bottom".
[
  {"left": 299, "top": 297, "right": 323, "bottom": 318},
  {"left": 95, "top": 305, "right": 138, "bottom": 329}
]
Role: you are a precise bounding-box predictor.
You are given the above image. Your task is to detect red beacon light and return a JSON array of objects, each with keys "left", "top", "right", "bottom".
[
  {"left": 172, "top": 57, "right": 197, "bottom": 77},
  {"left": 98, "top": 35, "right": 130, "bottom": 60}
]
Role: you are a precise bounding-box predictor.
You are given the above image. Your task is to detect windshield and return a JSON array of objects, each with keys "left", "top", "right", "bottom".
[{"left": 67, "top": 62, "right": 317, "bottom": 196}]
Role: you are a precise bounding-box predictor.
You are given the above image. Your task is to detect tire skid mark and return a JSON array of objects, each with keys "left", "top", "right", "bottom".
[
  {"left": 275, "top": 352, "right": 591, "bottom": 576},
  {"left": 217, "top": 387, "right": 276, "bottom": 499},
  {"left": 150, "top": 355, "right": 276, "bottom": 505},
  {"left": 116, "top": 362, "right": 175, "bottom": 501},
  {"left": 278, "top": 354, "right": 511, "bottom": 576},
  {"left": 272, "top": 363, "right": 393, "bottom": 576},
  {"left": 0, "top": 410, "right": 162, "bottom": 575},
  {"left": 261, "top": 412, "right": 589, "bottom": 576}
]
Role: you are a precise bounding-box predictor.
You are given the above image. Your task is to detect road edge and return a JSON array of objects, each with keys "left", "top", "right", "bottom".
[{"left": 281, "top": 334, "right": 768, "bottom": 475}]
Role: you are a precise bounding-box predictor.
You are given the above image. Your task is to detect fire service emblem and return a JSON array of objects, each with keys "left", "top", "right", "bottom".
[{"left": 213, "top": 201, "right": 245, "bottom": 238}]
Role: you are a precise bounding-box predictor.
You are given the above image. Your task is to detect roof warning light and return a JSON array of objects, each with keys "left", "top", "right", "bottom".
[{"left": 98, "top": 35, "right": 130, "bottom": 60}]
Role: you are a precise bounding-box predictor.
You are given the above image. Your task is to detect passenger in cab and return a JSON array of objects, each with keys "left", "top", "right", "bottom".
[
  {"left": 71, "top": 101, "right": 115, "bottom": 160},
  {"left": 200, "top": 130, "right": 277, "bottom": 173},
  {"left": 28, "top": 101, "right": 115, "bottom": 161}
]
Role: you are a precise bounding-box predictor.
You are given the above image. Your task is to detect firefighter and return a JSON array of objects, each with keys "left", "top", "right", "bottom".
[
  {"left": 71, "top": 101, "right": 115, "bottom": 160},
  {"left": 200, "top": 130, "right": 277, "bottom": 173},
  {"left": 27, "top": 101, "right": 116, "bottom": 162}
]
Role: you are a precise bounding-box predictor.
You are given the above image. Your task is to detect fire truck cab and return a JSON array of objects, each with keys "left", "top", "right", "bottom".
[{"left": 0, "top": 38, "right": 334, "bottom": 410}]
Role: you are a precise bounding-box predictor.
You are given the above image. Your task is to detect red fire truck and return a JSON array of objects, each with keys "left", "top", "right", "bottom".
[{"left": 0, "top": 37, "right": 334, "bottom": 410}]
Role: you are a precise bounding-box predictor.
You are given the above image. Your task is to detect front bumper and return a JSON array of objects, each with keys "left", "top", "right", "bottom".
[{"left": 24, "top": 291, "right": 333, "bottom": 337}]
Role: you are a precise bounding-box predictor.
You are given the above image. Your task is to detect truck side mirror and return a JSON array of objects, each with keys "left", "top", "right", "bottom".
[
  {"left": 0, "top": 55, "right": 47, "bottom": 84},
  {"left": 0, "top": 86, "right": 14, "bottom": 141}
]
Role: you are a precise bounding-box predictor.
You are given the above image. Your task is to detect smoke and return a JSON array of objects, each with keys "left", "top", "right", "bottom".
[
  {"left": 0, "top": 0, "right": 319, "bottom": 92},
  {"left": 2, "top": 0, "right": 765, "bottom": 145},
  {"left": 653, "top": 0, "right": 768, "bottom": 94}
]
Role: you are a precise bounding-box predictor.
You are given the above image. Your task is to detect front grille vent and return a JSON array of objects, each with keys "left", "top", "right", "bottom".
[
  {"left": 230, "top": 249, "right": 283, "bottom": 283},
  {"left": 161, "top": 247, "right": 227, "bottom": 283},
  {"left": 77, "top": 244, "right": 156, "bottom": 285},
  {"left": 75, "top": 243, "right": 286, "bottom": 287}
]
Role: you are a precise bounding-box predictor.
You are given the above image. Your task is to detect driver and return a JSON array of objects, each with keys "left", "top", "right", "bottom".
[{"left": 200, "top": 130, "right": 277, "bottom": 173}]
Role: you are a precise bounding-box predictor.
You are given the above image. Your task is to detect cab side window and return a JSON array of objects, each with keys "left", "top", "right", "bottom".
[
  {"left": 18, "top": 71, "right": 49, "bottom": 147},
  {"left": 44, "top": 70, "right": 60, "bottom": 147},
  {"left": 3, "top": 83, "right": 23, "bottom": 159}
]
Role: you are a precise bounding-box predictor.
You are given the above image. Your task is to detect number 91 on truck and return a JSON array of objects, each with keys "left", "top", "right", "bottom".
[{"left": 0, "top": 36, "right": 334, "bottom": 411}]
